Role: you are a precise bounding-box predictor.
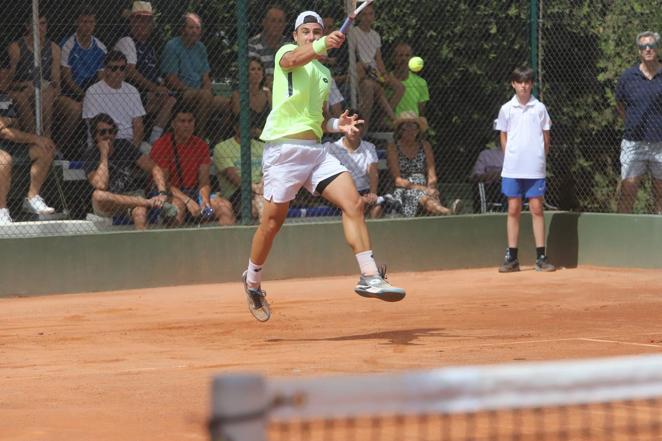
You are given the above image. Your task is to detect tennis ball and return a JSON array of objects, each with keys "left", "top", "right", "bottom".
[{"left": 408, "top": 56, "right": 424, "bottom": 73}]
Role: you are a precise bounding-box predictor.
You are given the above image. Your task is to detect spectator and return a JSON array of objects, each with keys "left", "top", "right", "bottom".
[
  {"left": 115, "top": 1, "right": 176, "bottom": 144},
  {"left": 496, "top": 66, "right": 555, "bottom": 273},
  {"left": 347, "top": 2, "right": 397, "bottom": 130},
  {"left": 389, "top": 42, "right": 427, "bottom": 117},
  {"left": 0, "top": 89, "right": 56, "bottom": 224},
  {"left": 57, "top": 6, "right": 107, "bottom": 147},
  {"left": 326, "top": 111, "right": 394, "bottom": 219},
  {"left": 151, "top": 106, "right": 235, "bottom": 226},
  {"left": 248, "top": 5, "right": 287, "bottom": 88},
  {"left": 161, "top": 12, "right": 227, "bottom": 138},
  {"left": 386, "top": 111, "right": 462, "bottom": 217},
  {"left": 7, "top": 14, "right": 61, "bottom": 137},
  {"left": 83, "top": 113, "right": 173, "bottom": 230},
  {"left": 83, "top": 51, "right": 146, "bottom": 147},
  {"left": 615, "top": 30, "right": 662, "bottom": 214},
  {"left": 229, "top": 57, "right": 271, "bottom": 139},
  {"left": 213, "top": 116, "right": 265, "bottom": 220},
  {"left": 470, "top": 144, "right": 505, "bottom": 213}
]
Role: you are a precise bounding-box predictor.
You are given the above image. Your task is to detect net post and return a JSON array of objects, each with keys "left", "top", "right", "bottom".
[{"left": 210, "top": 373, "right": 269, "bottom": 441}]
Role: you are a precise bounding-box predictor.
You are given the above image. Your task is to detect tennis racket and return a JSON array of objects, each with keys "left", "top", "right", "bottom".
[{"left": 340, "top": 0, "right": 374, "bottom": 34}]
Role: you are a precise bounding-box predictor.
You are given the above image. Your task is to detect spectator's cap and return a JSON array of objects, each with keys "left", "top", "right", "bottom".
[
  {"left": 131, "top": 1, "right": 154, "bottom": 16},
  {"left": 394, "top": 111, "right": 429, "bottom": 132},
  {"left": 294, "top": 11, "right": 324, "bottom": 31}
]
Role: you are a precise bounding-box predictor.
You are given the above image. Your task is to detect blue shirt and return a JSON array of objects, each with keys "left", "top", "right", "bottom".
[
  {"left": 160, "top": 37, "right": 210, "bottom": 89},
  {"left": 616, "top": 65, "right": 662, "bottom": 142},
  {"left": 60, "top": 34, "right": 107, "bottom": 90}
]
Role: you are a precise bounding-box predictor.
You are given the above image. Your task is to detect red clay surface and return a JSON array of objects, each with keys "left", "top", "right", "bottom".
[{"left": 1, "top": 266, "right": 661, "bottom": 441}]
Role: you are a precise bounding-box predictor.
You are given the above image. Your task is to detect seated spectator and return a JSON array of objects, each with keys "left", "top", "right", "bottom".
[
  {"left": 248, "top": 5, "right": 287, "bottom": 89},
  {"left": 161, "top": 13, "right": 227, "bottom": 138},
  {"left": 347, "top": 3, "right": 398, "bottom": 130},
  {"left": 470, "top": 145, "right": 505, "bottom": 213},
  {"left": 7, "top": 13, "right": 61, "bottom": 137},
  {"left": 150, "top": 106, "right": 235, "bottom": 226},
  {"left": 56, "top": 5, "right": 107, "bottom": 150},
  {"left": 229, "top": 57, "right": 271, "bottom": 139},
  {"left": 388, "top": 42, "right": 427, "bottom": 117},
  {"left": 0, "top": 90, "right": 56, "bottom": 224},
  {"left": 387, "top": 111, "right": 462, "bottom": 217},
  {"left": 213, "top": 116, "right": 265, "bottom": 220},
  {"left": 83, "top": 51, "right": 146, "bottom": 147},
  {"left": 83, "top": 113, "right": 173, "bottom": 230},
  {"left": 326, "top": 111, "right": 395, "bottom": 219},
  {"left": 115, "top": 1, "right": 176, "bottom": 144}
]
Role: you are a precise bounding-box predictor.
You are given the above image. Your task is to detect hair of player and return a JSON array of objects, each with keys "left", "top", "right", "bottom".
[{"left": 511, "top": 66, "right": 535, "bottom": 83}]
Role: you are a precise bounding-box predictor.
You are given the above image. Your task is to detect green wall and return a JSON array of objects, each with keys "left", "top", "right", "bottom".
[{"left": 1, "top": 212, "right": 660, "bottom": 296}]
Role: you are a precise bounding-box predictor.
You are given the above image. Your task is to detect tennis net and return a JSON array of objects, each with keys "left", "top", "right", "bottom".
[{"left": 210, "top": 354, "right": 662, "bottom": 441}]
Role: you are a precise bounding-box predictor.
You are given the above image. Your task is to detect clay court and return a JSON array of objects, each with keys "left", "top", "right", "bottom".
[{"left": 1, "top": 265, "right": 661, "bottom": 440}]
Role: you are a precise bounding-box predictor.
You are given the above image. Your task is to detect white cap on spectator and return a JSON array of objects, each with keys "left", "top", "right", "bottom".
[
  {"left": 131, "top": 1, "right": 154, "bottom": 16},
  {"left": 294, "top": 11, "right": 324, "bottom": 31}
]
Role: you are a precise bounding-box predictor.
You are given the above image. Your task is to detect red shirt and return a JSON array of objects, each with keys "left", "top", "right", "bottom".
[{"left": 150, "top": 133, "right": 211, "bottom": 189}]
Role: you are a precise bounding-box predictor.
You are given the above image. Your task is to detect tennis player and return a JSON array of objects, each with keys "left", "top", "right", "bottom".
[{"left": 241, "top": 10, "right": 406, "bottom": 322}]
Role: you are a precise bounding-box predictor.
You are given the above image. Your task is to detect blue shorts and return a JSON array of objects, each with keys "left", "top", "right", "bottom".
[{"left": 501, "top": 177, "right": 546, "bottom": 199}]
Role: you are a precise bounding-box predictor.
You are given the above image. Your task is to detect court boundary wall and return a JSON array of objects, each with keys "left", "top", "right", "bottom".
[{"left": 1, "top": 212, "right": 660, "bottom": 296}]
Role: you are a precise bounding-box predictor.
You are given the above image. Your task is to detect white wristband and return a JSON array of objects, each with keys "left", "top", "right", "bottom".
[{"left": 326, "top": 118, "right": 340, "bottom": 133}]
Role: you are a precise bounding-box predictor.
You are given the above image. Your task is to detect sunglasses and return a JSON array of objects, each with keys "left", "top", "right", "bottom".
[
  {"left": 638, "top": 42, "right": 658, "bottom": 50},
  {"left": 107, "top": 64, "right": 127, "bottom": 72},
  {"left": 96, "top": 127, "right": 118, "bottom": 136}
]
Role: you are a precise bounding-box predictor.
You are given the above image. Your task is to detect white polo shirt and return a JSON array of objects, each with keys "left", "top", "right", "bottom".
[
  {"left": 326, "top": 138, "right": 378, "bottom": 192},
  {"left": 496, "top": 95, "right": 551, "bottom": 179}
]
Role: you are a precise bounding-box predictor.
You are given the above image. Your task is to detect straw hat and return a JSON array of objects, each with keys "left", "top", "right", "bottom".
[
  {"left": 131, "top": 1, "right": 154, "bottom": 16},
  {"left": 394, "top": 111, "right": 428, "bottom": 132}
]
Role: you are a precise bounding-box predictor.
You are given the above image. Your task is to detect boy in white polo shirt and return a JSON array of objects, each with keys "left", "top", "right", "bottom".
[{"left": 496, "top": 66, "right": 555, "bottom": 273}]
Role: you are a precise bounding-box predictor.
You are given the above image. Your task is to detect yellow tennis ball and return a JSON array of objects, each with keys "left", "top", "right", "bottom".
[{"left": 408, "top": 56, "right": 424, "bottom": 73}]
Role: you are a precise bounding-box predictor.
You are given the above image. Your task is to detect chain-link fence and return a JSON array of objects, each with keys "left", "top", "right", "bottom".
[{"left": 0, "top": 0, "right": 659, "bottom": 238}]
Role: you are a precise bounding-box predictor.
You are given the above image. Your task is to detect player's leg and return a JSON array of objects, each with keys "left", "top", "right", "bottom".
[
  {"left": 499, "top": 177, "right": 522, "bottom": 273},
  {"left": 618, "top": 140, "right": 645, "bottom": 213},
  {"left": 525, "top": 178, "right": 555, "bottom": 272}
]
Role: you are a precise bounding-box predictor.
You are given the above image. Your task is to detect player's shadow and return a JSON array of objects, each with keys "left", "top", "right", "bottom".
[{"left": 266, "top": 328, "right": 457, "bottom": 346}]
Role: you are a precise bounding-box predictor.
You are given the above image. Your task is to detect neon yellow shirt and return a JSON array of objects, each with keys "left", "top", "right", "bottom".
[{"left": 261, "top": 43, "right": 332, "bottom": 141}]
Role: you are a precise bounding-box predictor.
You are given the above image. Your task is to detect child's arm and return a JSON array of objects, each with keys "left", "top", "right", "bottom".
[
  {"left": 499, "top": 132, "right": 507, "bottom": 152},
  {"left": 544, "top": 130, "right": 551, "bottom": 155}
]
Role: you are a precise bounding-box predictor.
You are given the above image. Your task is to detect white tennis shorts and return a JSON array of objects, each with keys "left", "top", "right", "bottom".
[{"left": 262, "top": 139, "right": 348, "bottom": 203}]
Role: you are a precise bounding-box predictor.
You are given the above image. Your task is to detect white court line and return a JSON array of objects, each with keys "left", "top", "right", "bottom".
[{"left": 578, "top": 338, "right": 662, "bottom": 349}]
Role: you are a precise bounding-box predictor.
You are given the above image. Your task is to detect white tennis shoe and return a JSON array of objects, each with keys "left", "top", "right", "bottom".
[
  {"left": 355, "top": 268, "right": 405, "bottom": 302},
  {"left": 242, "top": 271, "right": 271, "bottom": 322}
]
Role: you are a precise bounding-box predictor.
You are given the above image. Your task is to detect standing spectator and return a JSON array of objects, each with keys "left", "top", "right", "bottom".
[
  {"left": 496, "top": 66, "right": 555, "bottom": 273},
  {"left": 83, "top": 51, "right": 146, "bottom": 147},
  {"left": 387, "top": 111, "right": 461, "bottom": 217},
  {"left": 115, "top": 1, "right": 176, "bottom": 144},
  {"left": 57, "top": 6, "right": 107, "bottom": 147},
  {"left": 6, "top": 14, "right": 60, "bottom": 137},
  {"left": 229, "top": 57, "right": 271, "bottom": 139},
  {"left": 248, "top": 5, "right": 287, "bottom": 88},
  {"left": 161, "top": 12, "right": 227, "bottom": 138},
  {"left": 389, "top": 42, "right": 427, "bottom": 117},
  {"left": 83, "top": 113, "right": 173, "bottom": 230},
  {"left": 151, "top": 106, "right": 235, "bottom": 226},
  {"left": 213, "top": 116, "right": 265, "bottom": 220},
  {"left": 615, "top": 31, "right": 662, "bottom": 214},
  {"left": 0, "top": 91, "right": 56, "bottom": 224}
]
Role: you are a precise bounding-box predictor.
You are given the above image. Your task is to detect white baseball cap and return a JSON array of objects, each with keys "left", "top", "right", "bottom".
[{"left": 294, "top": 11, "right": 324, "bottom": 30}]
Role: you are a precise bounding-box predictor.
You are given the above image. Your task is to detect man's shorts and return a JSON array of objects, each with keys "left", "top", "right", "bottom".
[
  {"left": 262, "top": 139, "right": 348, "bottom": 203},
  {"left": 620, "top": 139, "right": 662, "bottom": 180},
  {"left": 93, "top": 189, "right": 146, "bottom": 217},
  {"left": 501, "top": 177, "right": 546, "bottom": 199}
]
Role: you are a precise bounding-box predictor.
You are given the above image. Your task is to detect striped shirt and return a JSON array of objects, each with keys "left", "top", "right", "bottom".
[{"left": 248, "top": 33, "right": 288, "bottom": 78}]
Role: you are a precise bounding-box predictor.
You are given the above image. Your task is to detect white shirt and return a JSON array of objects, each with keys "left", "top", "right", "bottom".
[
  {"left": 326, "top": 138, "right": 378, "bottom": 191},
  {"left": 496, "top": 95, "right": 551, "bottom": 179},
  {"left": 348, "top": 26, "right": 381, "bottom": 70},
  {"left": 83, "top": 80, "right": 146, "bottom": 141},
  {"left": 114, "top": 36, "right": 138, "bottom": 65},
  {"left": 329, "top": 78, "right": 344, "bottom": 107}
]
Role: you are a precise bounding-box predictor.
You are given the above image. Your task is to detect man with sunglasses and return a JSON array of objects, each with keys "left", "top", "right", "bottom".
[
  {"left": 83, "top": 51, "right": 146, "bottom": 148},
  {"left": 83, "top": 113, "right": 173, "bottom": 229},
  {"left": 616, "top": 31, "right": 662, "bottom": 213}
]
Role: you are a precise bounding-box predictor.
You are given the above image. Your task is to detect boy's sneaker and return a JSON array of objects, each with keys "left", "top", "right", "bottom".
[
  {"left": 242, "top": 271, "right": 271, "bottom": 322},
  {"left": 0, "top": 208, "right": 13, "bottom": 224},
  {"left": 450, "top": 198, "right": 464, "bottom": 215},
  {"left": 498, "top": 258, "right": 520, "bottom": 273},
  {"left": 355, "top": 266, "right": 406, "bottom": 302},
  {"left": 23, "top": 195, "right": 55, "bottom": 214},
  {"left": 535, "top": 255, "right": 556, "bottom": 272}
]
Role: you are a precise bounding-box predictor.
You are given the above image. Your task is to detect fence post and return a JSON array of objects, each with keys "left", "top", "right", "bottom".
[
  {"left": 210, "top": 374, "right": 269, "bottom": 441},
  {"left": 236, "top": 0, "right": 252, "bottom": 224},
  {"left": 529, "top": 0, "right": 539, "bottom": 97},
  {"left": 31, "top": 0, "right": 43, "bottom": 136}
]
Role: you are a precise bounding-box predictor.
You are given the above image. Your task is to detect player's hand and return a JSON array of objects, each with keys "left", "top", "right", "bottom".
[
  {"left": 97, "top": 139, "right": 111, "bottom": 157},
  {"left": 188, "top": 199, "right": 202, "bottom": 217},
  {"left": 338, "top": 110, "right": 364, "bottom": 136},
  {"left": 363, "top": 193, "right": 378, "bottom": 205},
  {"left": 325, "top": 31, "right": 345, "bottom": 50}
]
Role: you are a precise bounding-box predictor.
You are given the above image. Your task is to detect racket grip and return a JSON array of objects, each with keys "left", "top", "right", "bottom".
[{"left": 340, "top": 17, "right": 352, "bottom": 34}]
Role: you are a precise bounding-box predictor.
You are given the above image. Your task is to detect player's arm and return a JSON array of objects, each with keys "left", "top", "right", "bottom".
[
  {"left": 543, "top": 130, "right": 551, "bottom": 155},
  {"left": 499, "top": 132, "right": 507, "bottom": 153},
  {"left": 368, "top": 162, "right": 379, "bottom": 195},
  {"left": 198, "top": 163, "right": 212, "bottom": 206},
  {"left": 280, "top": 32, "right": 345, "bottom": 70}
]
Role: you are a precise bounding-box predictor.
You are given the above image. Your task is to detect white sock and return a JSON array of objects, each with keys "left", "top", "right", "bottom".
[
  {"left": 246, "top": 259, "right": 263, "bottom": 288},
  {"left": 356, "top": 250, "right": 379, "bottom": 276},
  {"left": 149, "top": 126, "right": 164, "bottom": 144}
]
